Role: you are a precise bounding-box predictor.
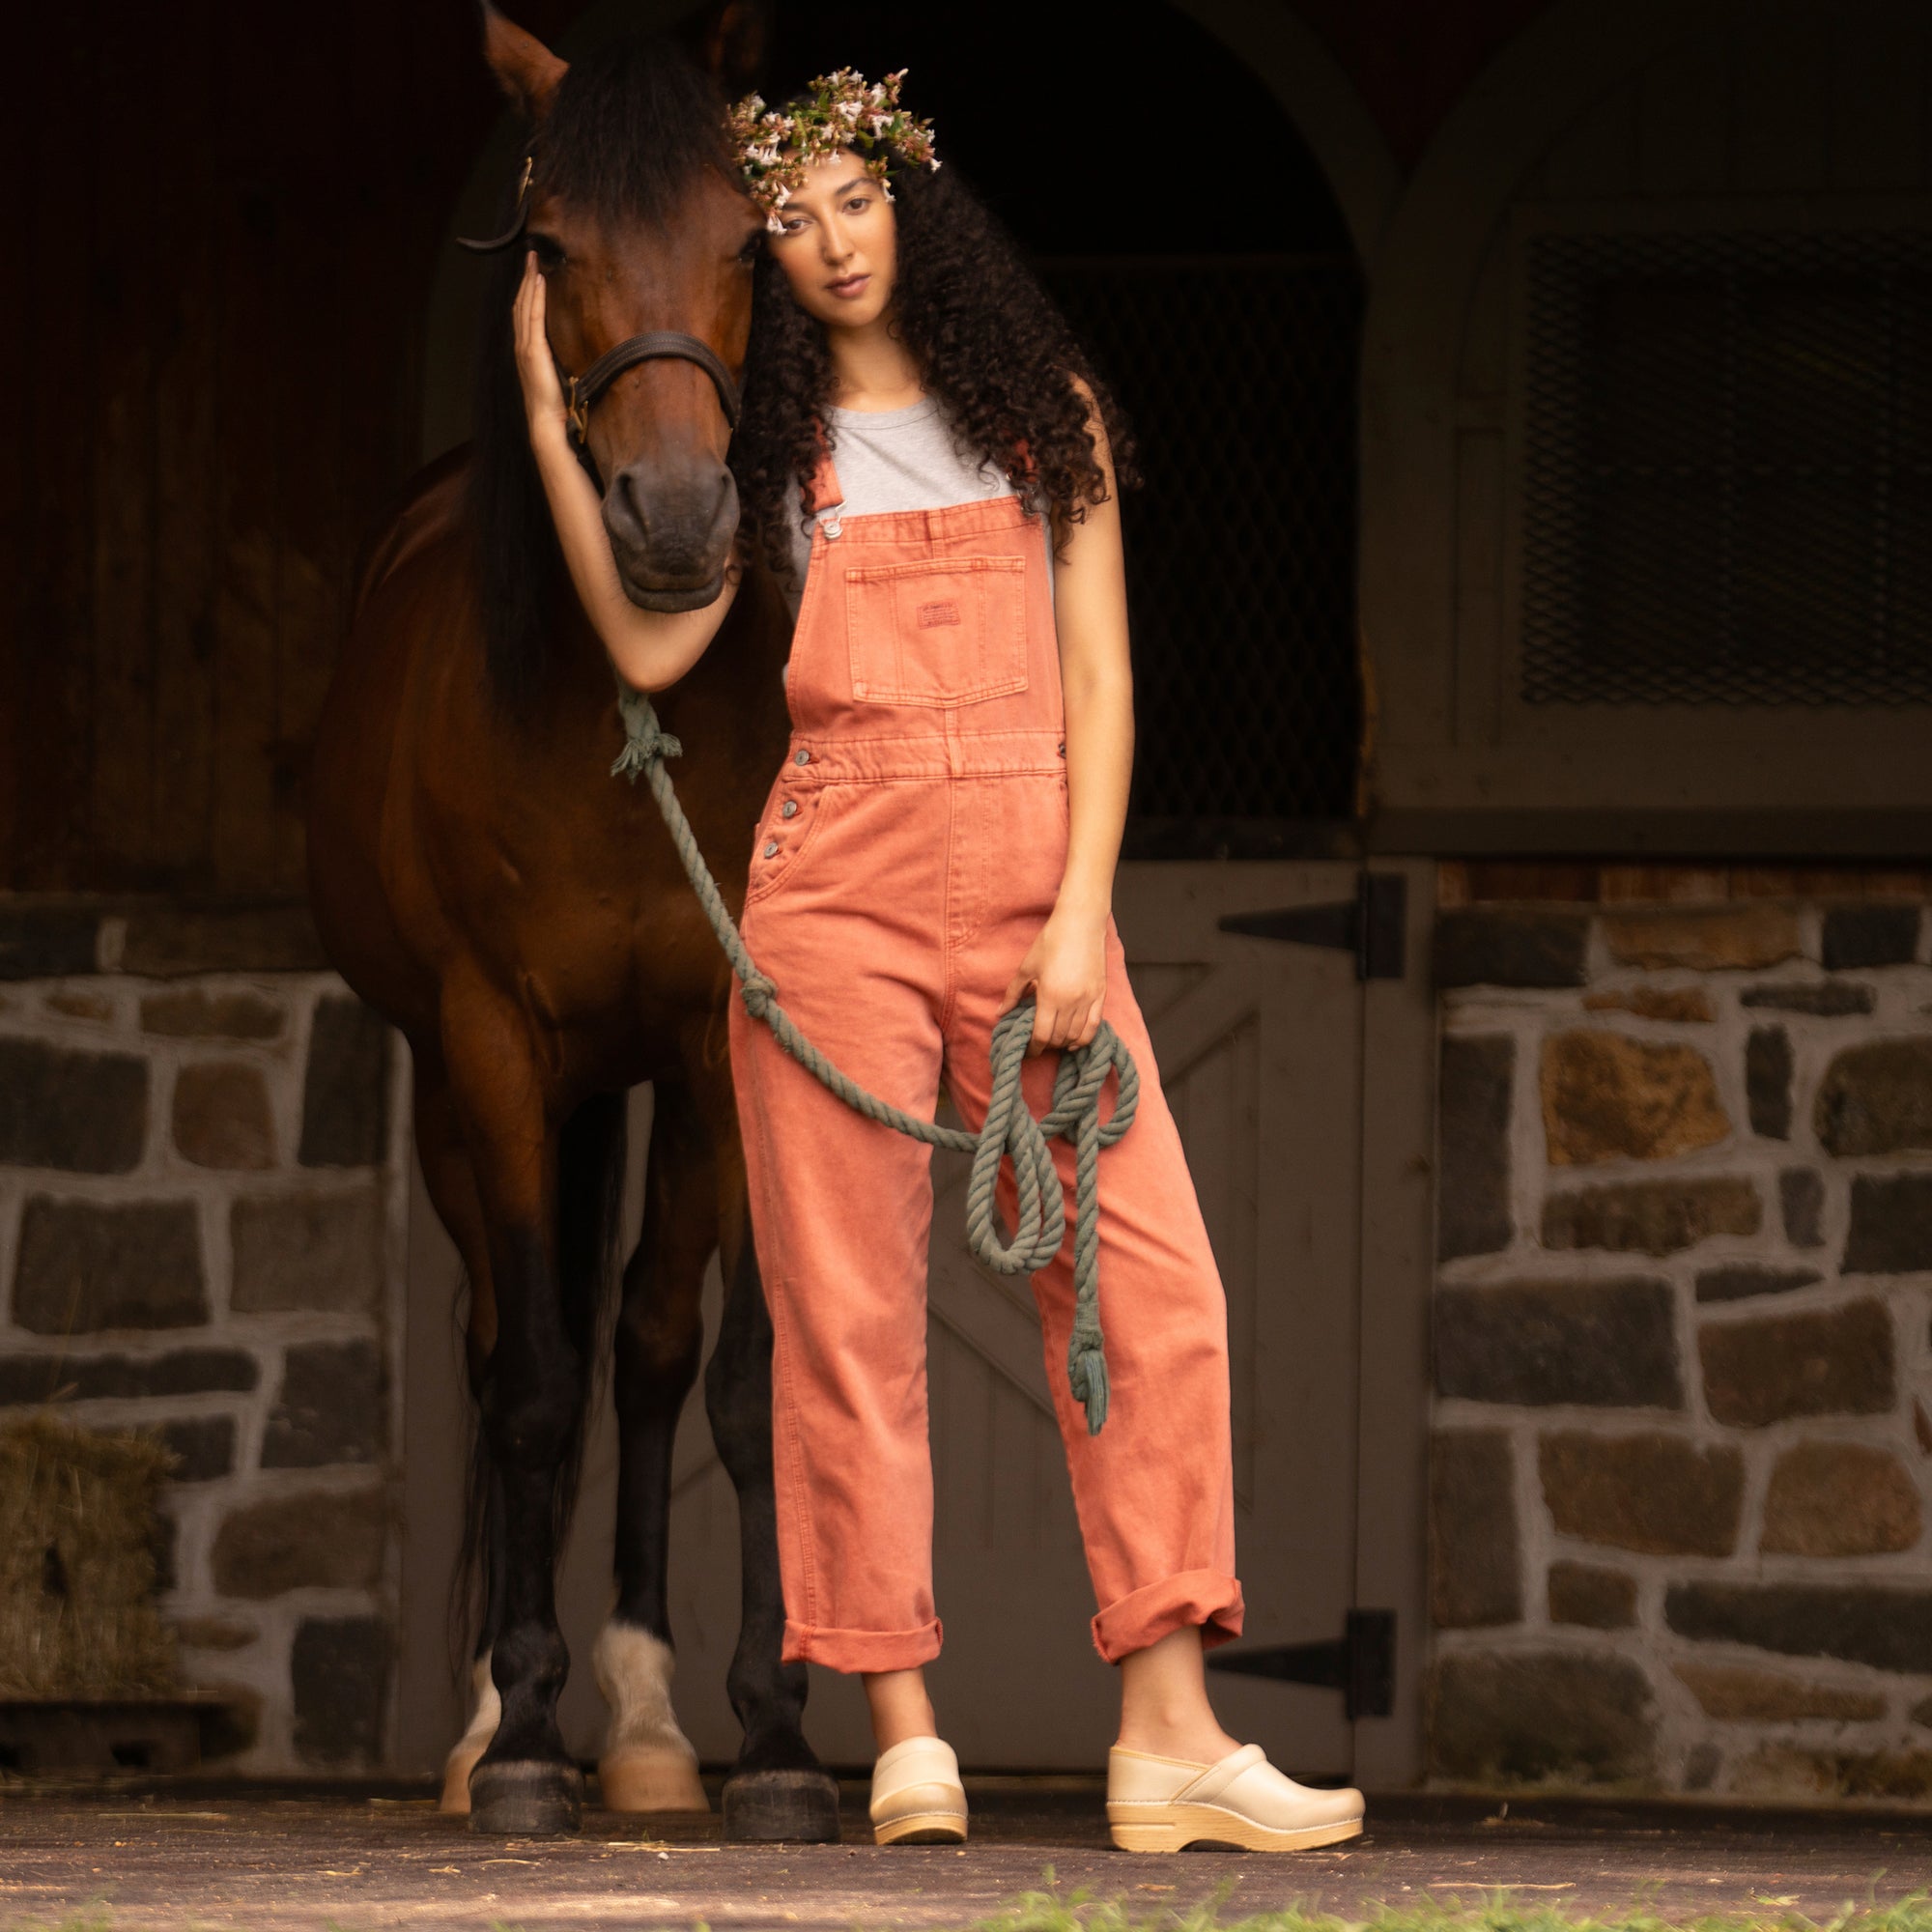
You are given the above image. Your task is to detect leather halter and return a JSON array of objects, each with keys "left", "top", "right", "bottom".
[
  {"left": 457, "top": 154, "right": 743, "bottom": 446},
  {"left": 562, "top": 332, "right": 741, "bottom": 444}
]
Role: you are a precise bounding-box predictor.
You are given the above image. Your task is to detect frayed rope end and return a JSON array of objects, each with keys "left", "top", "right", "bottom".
[{"left": 1068, "top": 1344, "right": 1109, "bottom": 1435}]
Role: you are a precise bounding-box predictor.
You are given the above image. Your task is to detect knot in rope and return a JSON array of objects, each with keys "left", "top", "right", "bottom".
[
  {"left": 611, "top": 684, "right": 1137, "bottom": 1435},
  {"left": 611, "top": 685, "right": 683, "bottom": 781}
]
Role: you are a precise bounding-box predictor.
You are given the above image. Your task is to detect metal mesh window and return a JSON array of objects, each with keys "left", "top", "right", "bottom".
[
  {"left": 1520, "top": 229, "right": 1932, "bottom": 706},
  {"left": 1042, "top": 257, "right": 1362, "bottom": 837}
]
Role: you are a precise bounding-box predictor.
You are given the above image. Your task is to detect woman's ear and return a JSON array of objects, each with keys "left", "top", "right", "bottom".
[
  {"left": 683, "top": 0, "right": 770, "bottom": 94},
  {"left": 481, "top": 2, "right": 568, "bottom": 120}
]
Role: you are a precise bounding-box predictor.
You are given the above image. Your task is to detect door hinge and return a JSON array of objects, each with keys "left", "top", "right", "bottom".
[
  {"left": 1205, "top": 1607, "right": 1395, "bottom": 1720},
  {"left": 1217, "top": 873, "right": 1406, "bottom": 980}
]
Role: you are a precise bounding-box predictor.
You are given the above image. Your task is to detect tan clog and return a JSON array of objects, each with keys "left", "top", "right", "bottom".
[
  {"left": 1107, "top": 1743, "right": 1364, "bottom": 1852},
  {"left": 869, "top": 1736, "right": 968, "bottom": 1845}
]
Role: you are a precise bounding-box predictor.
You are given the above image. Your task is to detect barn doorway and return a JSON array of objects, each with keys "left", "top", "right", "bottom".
[{"left": 399, "top": 0, "right": 1432, "bottom": 1789}]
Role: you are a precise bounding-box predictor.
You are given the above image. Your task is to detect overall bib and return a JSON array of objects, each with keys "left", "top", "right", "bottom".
[{"left": 727, "top": 454, "right": 1245, "bottom": 1673}]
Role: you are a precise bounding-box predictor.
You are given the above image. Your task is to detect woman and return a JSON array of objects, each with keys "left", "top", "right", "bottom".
[{"left": 513, "top": 68, "right": 1364, "bottom": 1855}]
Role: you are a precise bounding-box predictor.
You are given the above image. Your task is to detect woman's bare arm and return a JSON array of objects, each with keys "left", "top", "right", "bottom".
[
  {"left": 514, "top": 254, "right": 737, "bottom": 692},
  {"left": 999, "top": 385, "right": 1134, "bottom": 1051}
]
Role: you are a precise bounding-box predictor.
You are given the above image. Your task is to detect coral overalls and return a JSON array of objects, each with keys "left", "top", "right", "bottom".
[{"left": 727, "top": 454, "right": 1244, "bottom": 1673}]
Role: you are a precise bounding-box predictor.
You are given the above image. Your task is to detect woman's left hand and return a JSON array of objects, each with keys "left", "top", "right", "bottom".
[{"left": 1001, "top": 909, "right": 1108, "bottom": 1055}]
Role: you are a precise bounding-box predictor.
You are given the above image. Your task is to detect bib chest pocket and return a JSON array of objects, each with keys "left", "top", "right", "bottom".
[{"left": 843, "top": 555, "right": 1028, "bottom": 708}]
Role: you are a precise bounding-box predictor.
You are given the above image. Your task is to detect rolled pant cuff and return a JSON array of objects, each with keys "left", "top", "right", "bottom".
[
  {"left": 781, "top": 1616, "right": 944, "bottom": 1674},
  {"left": 1091, "top": 1570, "right": 1245, "bottom": 1663}
]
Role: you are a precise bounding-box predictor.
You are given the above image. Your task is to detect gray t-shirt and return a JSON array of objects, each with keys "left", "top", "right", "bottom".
[{"left": 780, "top": 396, "right": 1054, "bottom": 631}]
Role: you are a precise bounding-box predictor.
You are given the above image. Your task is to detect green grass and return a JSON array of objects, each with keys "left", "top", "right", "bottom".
[
  {"left": 17, "top": 1888, "right": 1932, "bottom": 1932},
  {"left": 962, "top": 1884, "right": 1932, "bottom": 1932}
]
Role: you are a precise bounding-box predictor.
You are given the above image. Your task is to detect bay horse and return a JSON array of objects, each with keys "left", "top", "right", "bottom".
[{"left": 306, "top": 7, "right": 836, "bottom": 1840}]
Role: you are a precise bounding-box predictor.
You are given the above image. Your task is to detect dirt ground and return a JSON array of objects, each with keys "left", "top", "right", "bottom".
[{"left": 3, "top": 1781, "right": 1931, "bottom": 1931}]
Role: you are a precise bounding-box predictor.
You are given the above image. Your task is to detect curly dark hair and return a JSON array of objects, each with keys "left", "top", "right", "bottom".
[{"left": 728, "top": 153, "right": 1138, "bottom": 582}]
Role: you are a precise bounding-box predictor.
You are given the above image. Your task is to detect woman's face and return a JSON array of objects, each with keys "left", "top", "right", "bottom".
[{"left": 767, "top": 148, "right": 898, "bottom": 330}]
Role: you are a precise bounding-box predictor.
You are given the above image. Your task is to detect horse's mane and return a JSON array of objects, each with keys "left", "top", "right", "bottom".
[{"left": 469, "top": 33, "right": 734, "bottom": 706}]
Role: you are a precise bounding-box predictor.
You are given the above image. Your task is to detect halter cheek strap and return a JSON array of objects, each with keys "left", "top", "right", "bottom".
[{"left": 564, "top": 331, "right": 743, "bottom": 444}]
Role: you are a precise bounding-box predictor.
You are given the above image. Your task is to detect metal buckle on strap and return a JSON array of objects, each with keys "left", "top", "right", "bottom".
[{"left": 819, "top": 499, "right": 845, "bottom": 541}]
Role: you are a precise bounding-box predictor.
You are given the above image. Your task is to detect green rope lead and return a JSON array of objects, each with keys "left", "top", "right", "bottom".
[{"left": 612, "top": 685, "right": 1137, "bottom": 1434}]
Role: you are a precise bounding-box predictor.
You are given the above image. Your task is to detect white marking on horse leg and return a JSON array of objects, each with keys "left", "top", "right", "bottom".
[
  {"left": 593, "top": 1622, "right": 709, "bottom": 1812},
  {"left": 439, "top": 1650, "right": 501, "bottom": 1815}
]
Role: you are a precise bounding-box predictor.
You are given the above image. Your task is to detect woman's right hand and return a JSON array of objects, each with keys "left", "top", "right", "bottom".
[{"left": 513, "top": 252, "right": 571, "bottom": 443}]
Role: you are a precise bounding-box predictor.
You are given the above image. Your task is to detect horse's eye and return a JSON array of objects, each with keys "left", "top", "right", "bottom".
[
  {"left": 736, "top": 231, "right": 764, "bottom": 266},
  {"left": 529, "top": 233, "right": 566, "bottom": 270}
]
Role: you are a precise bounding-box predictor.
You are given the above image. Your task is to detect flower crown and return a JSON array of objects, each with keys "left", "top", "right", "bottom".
[{"left": 727, "top": 68, "right": 940, "bottom": 233}]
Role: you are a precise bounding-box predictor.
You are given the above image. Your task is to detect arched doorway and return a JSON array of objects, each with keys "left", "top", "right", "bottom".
[{"left": 773, "top": 0, "right": 1364, "bottom": 844}]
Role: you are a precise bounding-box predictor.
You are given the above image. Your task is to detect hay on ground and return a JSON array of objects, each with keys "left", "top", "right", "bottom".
[{"left": 0, "top": 1413, "right": 179, "bottom": 1700}]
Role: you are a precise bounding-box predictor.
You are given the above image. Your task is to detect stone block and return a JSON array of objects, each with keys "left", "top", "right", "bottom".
[
  {"left": 1435, "top": 910, "right": 1588, "bottom": 990},
  {"left": 1694, "top": 1264, "right": 1822, "bottom": 1304},
  {"left": 1844, "top": 1173, "right": 1932, "bottom": 1274},
  {"left": 261, "top": 1341, "right": 386, "bottom": 1469},
  {"left": 0, "top": 903, "right": 99, "bottom": 980},
  {"left": 1548, "top": 1561, "right": 1636, "bottom": 1630},
  {"left": 172, "top": 1062, "right": 276, "bottom": 1170},
  {"left": 1582, "top": 986, "right": 1715, "bottom": 1022},
  {"left": 1435, "top": 1277, "right": 1682, "bottom": 1408},
  {"left": 174, "top": 1615, "right": 256, "bottom": 1652},
  {"left": 1675, "top": 1663, "right": 1885, "bottom": 1722},
  {"left": 1781, "top": 1168, "right": 1826, "bottom": 1249},
  {"left": 1747, "top": 1028, "right": 1792, "bottom": 1140},
  {"left": 0, "top": 1347, "right": 256, "bottom": 1406},
  {"left": 1741, "top": 982, "right": 1876, "bottom": 1017},
  {"left": 1542, "top": 1177, "right": 1760, "bottom": 1256},
  {"left": 1761, "top": 1442, "right": 1921, "bottom": 1555},
  {"left": 1539, "top": 1431, "right": 1744, "bottom": 1556},
  {"left": 1665, "top": 1580, "right": 1932, "bottom": 1673},
  {"left": 210, "top": 1483, "right": 386, "bottom": 1598},
  {"left": 1817, "top": 1040, "right": 1932, "bottom": 1158},
  {"left": 1734, "top": 1746, "right": 1932, "bottom": 1804},
  {"left": 1541, "top": 1031, "right": 1730, "bottom": 1166},
  {"left": 1427, "top": 1650, "right": 1656, "bottom": 1784},
  {"left": 298, "top": 997, "right": 391, "bottom": 1168},
  {"left": 45, "top": 990, "right": 113, "bottom": 1023},
  {"left": 120, "top": 904, "right": 327, "bottom": 977},
  {"left": 150, "top": 1415, "right": 237, "bottom": 1485},
  {"left": 14, "top": 1198, "right": 208, "bottom": 1333},
  {"left": 1429, "top": 1431, "right": 1520, "bottom": 1629},
  {"left": 1604, "top": 906, "right": 1801, "bottom": 973},
  {"left": 1823, "top": 904, "right": 1920, "bottom": 972},
  {"left": 0, "top": 1037, "right": 148, "bottom": 1174},
  {"left": 1438, "top": 1036, "right": 1513, "bottom": 1261},
  {"left": 230, "top": 1186, "right": 384, "bottom": 1314},
  {"left": 1699, "top": 1298, "right": 1894, "bottom": 1428},
  {"left": 140, "top": 988, "right": 286, "bottom": 1041},
  {"left": 292, "top": 1615, "right": 391, "bottom": 1767}
]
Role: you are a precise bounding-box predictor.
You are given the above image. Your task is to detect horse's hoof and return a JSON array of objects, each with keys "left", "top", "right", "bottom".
[
  {"left": 468, "top": 1760, "right": 584, "bottom": 1835},
  {"left": 598, "top": 1747, "right": 710, "bottom": 1814},
  {"left": 723, "top": 1767, "right": 842, "bottom": 1842},
  {"left": 440, "top": 1741, "right": 486, "bottom": 1815}
]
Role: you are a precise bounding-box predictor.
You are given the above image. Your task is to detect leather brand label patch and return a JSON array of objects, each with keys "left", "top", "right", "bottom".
[{"left": 917, "top": 601, "right": 962, "bottom": 628}]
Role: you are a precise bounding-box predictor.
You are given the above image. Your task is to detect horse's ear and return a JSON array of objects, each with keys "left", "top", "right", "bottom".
[
  {"left": 682, "top": 0, "right": 770, "bottom": 94},
  {"left": 482, "top": 2, "right": 568, "bottom": 119}
]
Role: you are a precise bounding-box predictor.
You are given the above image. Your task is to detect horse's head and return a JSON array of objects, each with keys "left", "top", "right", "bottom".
[{"left": 483, "top": 6, "right": 765, "bottom": 612}]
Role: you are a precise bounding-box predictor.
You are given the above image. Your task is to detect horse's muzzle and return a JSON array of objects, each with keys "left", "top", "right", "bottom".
[{"left": 605, "top": 461, "right": 739, "bottom": 608}]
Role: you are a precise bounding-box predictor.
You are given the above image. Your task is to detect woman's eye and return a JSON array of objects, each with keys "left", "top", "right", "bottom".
[{"left": 845, "top": 196, "right": 870, "bottom": 213}]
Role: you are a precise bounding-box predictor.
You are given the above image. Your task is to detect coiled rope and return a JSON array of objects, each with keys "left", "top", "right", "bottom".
[{"left": 611, "top": 685, "right": 1136, "bottom": 1434}]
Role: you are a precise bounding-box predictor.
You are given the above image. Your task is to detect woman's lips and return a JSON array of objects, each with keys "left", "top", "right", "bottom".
[{"left": 826, "top": 272, "right": 870, "bottom": 299}]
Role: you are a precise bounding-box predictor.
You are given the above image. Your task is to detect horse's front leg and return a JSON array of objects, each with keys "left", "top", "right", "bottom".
[
  {"left": 595, "top": 1074, "right": 711, "bottom": 1813},
  {"left": 444, "top": 1000, "right": 586, "bottom": 1836},
  {"left": 700, "top": 1079, "right": 840, "bottom": 1844}
]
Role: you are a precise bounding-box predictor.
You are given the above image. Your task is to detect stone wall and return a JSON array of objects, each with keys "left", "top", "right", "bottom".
[
  {"left": 0, "top": 902, "right": 407, "bottom": 1774},
  {"left": 1429, "top": 878, "right": 1932, "bottom": 1803}
]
